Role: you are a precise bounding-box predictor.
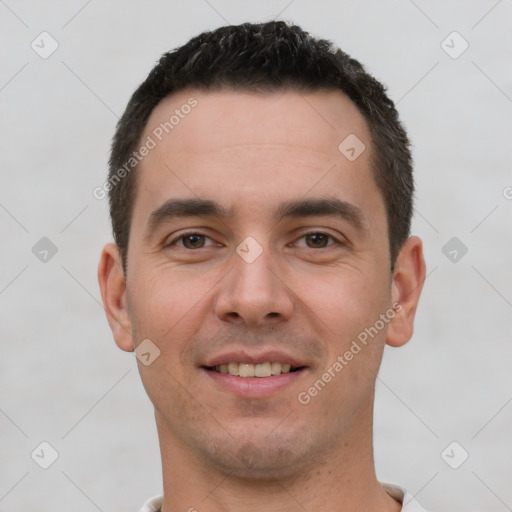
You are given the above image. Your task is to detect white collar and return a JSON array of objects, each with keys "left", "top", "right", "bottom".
[{"left": 138, "top": 482, "right": 429, "bottom": 511}]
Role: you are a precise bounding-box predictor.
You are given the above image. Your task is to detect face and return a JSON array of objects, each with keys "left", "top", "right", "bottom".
[{"left": 99, "top": 88, "right": 424, "bottom": 479}]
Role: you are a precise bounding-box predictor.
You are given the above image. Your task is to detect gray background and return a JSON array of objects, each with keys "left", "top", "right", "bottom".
[{"left": 1, "top": 0, "right": 511, "bottom": 510}]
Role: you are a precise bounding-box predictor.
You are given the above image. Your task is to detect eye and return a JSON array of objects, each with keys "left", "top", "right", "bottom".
[
  {"left": 164, "top": 231, "right": 341, "bottom": 251},
  {"left": 294, "top": 232, "right": 338, "bottom": 249},
  {"left": 166, "top": 233, "right": 216, "bottom": 249}
]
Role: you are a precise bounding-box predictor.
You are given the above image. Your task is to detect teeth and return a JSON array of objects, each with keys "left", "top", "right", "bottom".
[
  {"left": 239, "top": 363, "right": 255, "bottom": 377},
  {"left": 228, "top": 362, "right": 239, "bottom": 376},
  {"left": 213, "top": 362, "right": 295, "bottom": 377},
  {"left": 270, "top": 362, "right": 281, "bottom": 375},
  {"left": 255, "top": 362, "right": 271, "bottom": 377}
]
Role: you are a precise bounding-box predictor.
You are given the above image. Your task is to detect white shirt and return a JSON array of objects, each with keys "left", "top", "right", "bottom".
[{"left": 138, "top": 482, "right": 429, "bottom": 511}]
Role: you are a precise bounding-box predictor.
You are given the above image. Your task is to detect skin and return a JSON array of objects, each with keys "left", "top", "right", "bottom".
[{"left": 98, "top": 88, "right": 425, "bottom": 512}]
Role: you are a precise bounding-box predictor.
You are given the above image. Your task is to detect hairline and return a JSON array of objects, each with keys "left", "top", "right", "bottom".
[{"left": 121, "top": 84, "right": 395, "bottom": 274}]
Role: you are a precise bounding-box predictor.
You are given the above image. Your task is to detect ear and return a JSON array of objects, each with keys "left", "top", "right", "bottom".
[
  {"left": 97, "top": 243, "right": 134, "bottom": 352},
  {"left": 386, "top": 236, "right": 426, "bottom": 348}
]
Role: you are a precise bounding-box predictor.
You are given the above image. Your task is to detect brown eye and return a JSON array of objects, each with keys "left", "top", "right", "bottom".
[
  {"left": 304, "top": 233, "right": 331, "bottom": 248},
  {"left": 166, "top": 233, "right": 215, "bottom": 249},
  {"left": 181, "top": 234, "right": 206, "bottom": 249}
]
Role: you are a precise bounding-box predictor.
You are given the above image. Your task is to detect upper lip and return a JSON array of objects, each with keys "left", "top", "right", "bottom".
[{"left": 202, "top": 350, "right": 308, "bottom": 369}]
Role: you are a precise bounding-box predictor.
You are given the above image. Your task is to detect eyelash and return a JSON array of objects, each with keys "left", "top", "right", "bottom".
[{"left": 165, "top": 231, "right": 342, "bottom": 250}]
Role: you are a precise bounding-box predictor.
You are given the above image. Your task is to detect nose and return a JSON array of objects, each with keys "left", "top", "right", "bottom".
[{"left": 214, "top": 242, "right": 294, "bottom": 327}]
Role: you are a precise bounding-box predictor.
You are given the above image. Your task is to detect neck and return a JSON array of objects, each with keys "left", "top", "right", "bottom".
[{"left": 155, "top": 398, "right": 401, "bottom": 512}]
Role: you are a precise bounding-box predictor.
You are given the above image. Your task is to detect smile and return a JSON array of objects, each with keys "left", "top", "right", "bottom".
[{"left": 208, "top": 361, "right": 304, "bottom": 378}]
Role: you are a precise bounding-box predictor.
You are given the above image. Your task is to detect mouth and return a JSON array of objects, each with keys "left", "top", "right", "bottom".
[
  {"left": 204, "top": 361, "right": 306, "bottom": 378},
  {"left": 201, "top": 354, "right": 309, "bottom": 398},
  {"left": 201, "top": 350, "right": 309, "bottom": 397}
]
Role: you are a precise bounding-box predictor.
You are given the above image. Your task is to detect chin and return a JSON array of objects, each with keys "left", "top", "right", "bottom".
[{"left": 200, "top": 433, "right": 317, "bottom": 481}]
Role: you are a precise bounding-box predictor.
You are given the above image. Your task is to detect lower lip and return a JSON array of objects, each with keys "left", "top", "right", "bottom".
[{"left": 202, "top": 368, "right": 307, "bottom": 398}]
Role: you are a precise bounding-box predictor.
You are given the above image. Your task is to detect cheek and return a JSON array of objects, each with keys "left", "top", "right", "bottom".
[
  {"left": 292, "top": 264, "right": 390, "bottom": 401},
  {"left": 126, "top": 270, "right": 211, "bottom": 412},
  {"left": 296, "top": 273, "right": 388, "bottom": 420},
  {"left": 291, "top": 264, "right": 390, "bottom": 343},
  {"left": 130, "top": 267, "right": 218, "bottom": 351}
]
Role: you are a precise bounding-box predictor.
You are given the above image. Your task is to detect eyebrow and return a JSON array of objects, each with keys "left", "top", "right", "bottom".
[{"left": 144, "top": 196, "right": 365, "bottom": 240}]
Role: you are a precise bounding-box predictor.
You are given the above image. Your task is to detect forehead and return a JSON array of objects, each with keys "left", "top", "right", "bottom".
[
  {"left": 131, "top": 87, "right": 383, "bottom": 232},
  {"left": 144, "top": 87, "right": 370, "bottom": 160}
]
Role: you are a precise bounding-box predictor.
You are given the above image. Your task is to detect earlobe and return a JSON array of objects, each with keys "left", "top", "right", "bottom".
[
  {"left": 386, "top": 236, "right": 426, "bottom": 348},
  {"left": 97, "top": 243, "right": 134, "bottom": 352}
]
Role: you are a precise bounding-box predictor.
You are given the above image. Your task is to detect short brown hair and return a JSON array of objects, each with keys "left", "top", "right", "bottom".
[{"left": 109, "top": 20, "right": 414, "bottom": 273}]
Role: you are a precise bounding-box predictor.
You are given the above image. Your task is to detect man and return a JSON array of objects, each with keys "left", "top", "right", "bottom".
[{"left": 98, "top": 20, "right": 427, "bottom": 512}]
